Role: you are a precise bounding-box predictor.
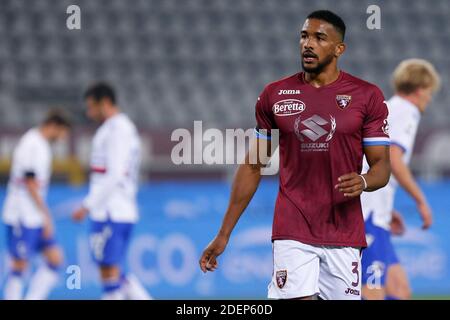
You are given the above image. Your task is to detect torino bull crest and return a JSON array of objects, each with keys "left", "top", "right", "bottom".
[
  {"left": 276, "top": 270, "right": 287, "bottom": 289},
  {"left": 336, "top": 95, "right": 352, "bottom": 109}
]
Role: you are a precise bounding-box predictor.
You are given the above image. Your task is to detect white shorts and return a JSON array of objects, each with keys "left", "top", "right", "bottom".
[{"left": 268, "top": 240, "right": 362, "bottom": 300}]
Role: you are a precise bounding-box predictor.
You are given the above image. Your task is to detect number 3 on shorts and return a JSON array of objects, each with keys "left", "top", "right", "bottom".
[{"left": 351, "top": 261, "right": 359, "bottom": 287}]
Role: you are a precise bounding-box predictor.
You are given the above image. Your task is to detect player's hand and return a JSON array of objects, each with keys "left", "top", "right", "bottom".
[
  {"left": 43, "top": 216, "right": 54, "bottom": 239},
  {"left": 199, "top": 234, "right": 229, "bottom": 273},
  {"left": 417, "top": 201, "right": 433, "bottom": 230},
  {"left": 390, "top": 210, "right": 406, "bottom": 236},
  {"left": 72, "top": 207, "right": 88, "bottom": 222},
  {"left": 335, "top": 172, "right": 365, "bottom": 198}
]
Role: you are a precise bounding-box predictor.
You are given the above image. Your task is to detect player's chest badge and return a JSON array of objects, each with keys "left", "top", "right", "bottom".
[
  {"left": 276, "top": 270, "right": 287, "bottom": 289},
  {"left": 336, "top": 95, "right": 352, "bottom": 109}
]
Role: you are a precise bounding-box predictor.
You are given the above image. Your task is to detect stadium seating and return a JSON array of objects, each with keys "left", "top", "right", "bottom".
[{"left": 0, "top": 0, "right": 448, "bottom": 130}]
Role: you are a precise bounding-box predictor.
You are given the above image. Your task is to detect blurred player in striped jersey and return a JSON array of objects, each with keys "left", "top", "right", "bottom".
[
  {"left": 2, "top": 111, "right": 71, "bottom": 300},
  {"left": 72, "top": 83, "right": 151, "bottom": 300},
  {"left": 361, "top": 59, "right": 441, "bottom": 299}
]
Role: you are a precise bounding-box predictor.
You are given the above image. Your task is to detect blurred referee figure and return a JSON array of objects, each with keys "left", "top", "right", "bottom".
[
  {"left": 72, "top": 83, "right": 151, "bottom": 300},
  {"left": 2, "top": 110, "right": 70, "bottom": 300}
]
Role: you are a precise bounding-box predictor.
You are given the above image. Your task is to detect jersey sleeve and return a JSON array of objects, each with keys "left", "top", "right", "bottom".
[
  {"left": 388, "top": 109, "right": 417, "bottom": 153},
  {"left": 83, "top": 125, "right": 130, "bottom": 211},
  {"left": 21, "top": 140, "right": 41, "bottom": 178},
  {"left": 254, "top": 87, "right": 276, "bottom": 140},
  {"left": 362, "top": 87, "right": 390, "bottom": 147}
]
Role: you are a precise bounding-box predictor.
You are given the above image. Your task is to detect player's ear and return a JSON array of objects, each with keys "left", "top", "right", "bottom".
[{"left": 335, "top": 42, "right": 346, "bottom": 58}]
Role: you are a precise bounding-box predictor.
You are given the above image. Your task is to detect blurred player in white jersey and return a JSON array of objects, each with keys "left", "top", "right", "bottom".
[
  {"left": 2, "top": 111, "right": 71, "bottom": 300},
  {"left": 72, "top": 83, "right": 151, "bottom": 300},
  {"left": 361, "top": 59, "right": 441, "bottom": 299}
]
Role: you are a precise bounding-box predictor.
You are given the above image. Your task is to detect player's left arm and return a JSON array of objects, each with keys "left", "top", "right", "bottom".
[
  {"left": 337, "top": 87, "right": 391, "bottom": 198},
  {"left": 362, "top": 145, "right": 391, "bottom": 191},
  {"left": 73, "top": 128, "right": 129, "bottom": 221},
  {"left": 390, "top": 145, "right": 432, "bottom": 229},
  {"left": 336, "top": 145, "right": 390, "bottom": 197},
  {"left": 22, "top": 143, "right": 55, "bottom": 236},
  {"left": 25, "top": 173, "right": 54, "bottom": 238}
]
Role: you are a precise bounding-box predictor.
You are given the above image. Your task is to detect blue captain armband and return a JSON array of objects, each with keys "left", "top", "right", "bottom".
[{"left": 363, "top": 137, "right": 390, "bottom": 146}]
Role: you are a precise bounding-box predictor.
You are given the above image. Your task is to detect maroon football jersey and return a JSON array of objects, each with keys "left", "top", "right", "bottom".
[{"left": 255, "top": 71, "right": 390, "bottom": 247}]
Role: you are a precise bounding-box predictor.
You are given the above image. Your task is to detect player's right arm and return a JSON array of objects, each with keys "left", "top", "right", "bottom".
[
  {"left": 200, "top": 87, "right": 276, "bottom": 273},
  {"left": 24, "top": 173, "right": 53, "bottom": 238},
  {"left": 199, "top": 137, "right": 272, "bottom": 273},
  {"left": 390, "top": 145, "right": 432, "bottom": 229}
]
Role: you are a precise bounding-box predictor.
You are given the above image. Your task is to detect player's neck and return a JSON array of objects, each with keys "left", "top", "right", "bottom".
[
  {"left": 397, "top": 93, "right": 422, "bottom": 112},
  {"left": 304, "top": 65, "right": 341, "bottom": 88},
  {"left": 103, "top": 107, "right": 120, "bottom": 121},
  {"left": 38, "top": 126, "right": 51, "bottom": 141}
]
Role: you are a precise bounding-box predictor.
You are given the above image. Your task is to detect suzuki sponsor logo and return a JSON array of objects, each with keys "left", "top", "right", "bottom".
[
  {"left": 294, "top": 114, "right": 337, "bottom": 152},
  {"left": 300, "top": 115, "right": 329, "bottom": 141},
  {"left": 272, "top": 99, "right": 305, "bottom": 116},
  {"left": 278, "top": 89, "right": 301, "bottom": 95}
]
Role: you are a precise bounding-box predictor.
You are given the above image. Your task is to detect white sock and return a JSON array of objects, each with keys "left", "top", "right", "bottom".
[
  {"left": 4, "top": 272, "right": 24, "bottom": 300},
  {"left": 122, "top": 274, "right": 152, "bottom": 300},
  {"left": 24, "top": 265, "right": 59, "bottom": 300},
  {"left": 102, "top": 289, "right": 126, "bottom": 300},
  {"left": 101, "top": 278, "right": 125, "bottom": 300}
]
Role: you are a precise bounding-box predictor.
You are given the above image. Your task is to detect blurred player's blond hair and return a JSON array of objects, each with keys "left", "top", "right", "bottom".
[{"left": 392, "top": 59, "right": 441, "bottom": 94}]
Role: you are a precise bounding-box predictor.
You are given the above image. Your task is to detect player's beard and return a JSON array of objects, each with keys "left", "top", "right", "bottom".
[{"left": 301, "top": 53, "right": 334, "bottom": 74}]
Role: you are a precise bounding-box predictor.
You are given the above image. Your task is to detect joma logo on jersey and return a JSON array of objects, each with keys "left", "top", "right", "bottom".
[
  {"left": 278, "top": 89, "right": 301, "bottom": 95},
  {"left": 273, "top": 99, "right": 305, "bottom": 116}
]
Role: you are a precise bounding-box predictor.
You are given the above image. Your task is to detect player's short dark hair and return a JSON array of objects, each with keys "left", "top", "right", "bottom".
[
  {"left": 42, "top": 109, "right": 71, "bottom": 128},
  {"left": 307, "top": 10, "right": 346, "bottom": 41},
  {"left": 84, "top": 82, "right": 116, "bottom": 104}
]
